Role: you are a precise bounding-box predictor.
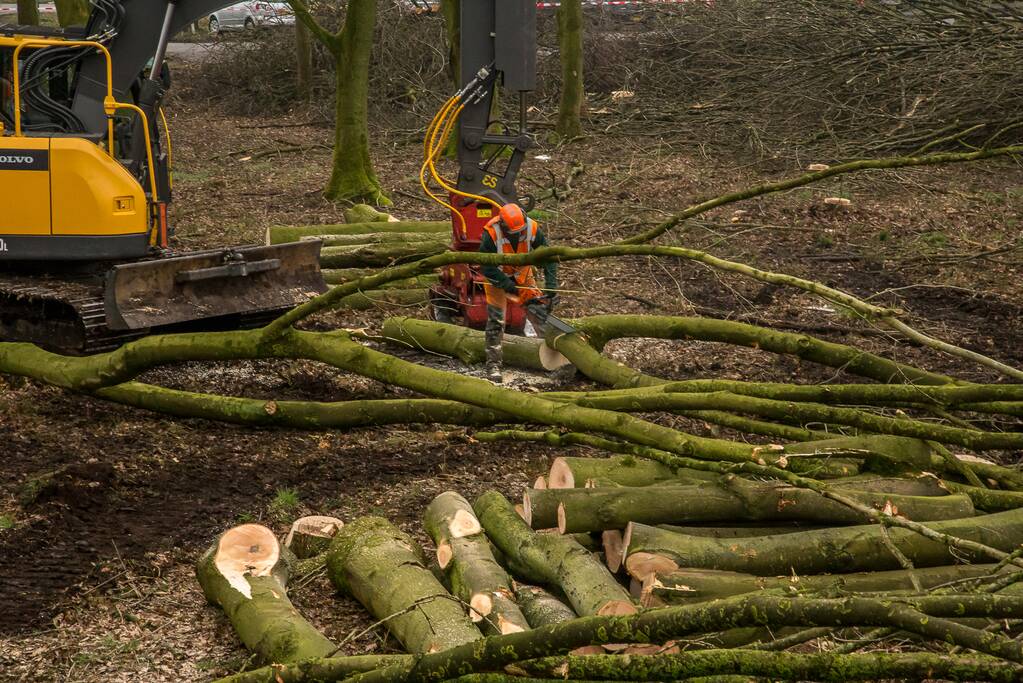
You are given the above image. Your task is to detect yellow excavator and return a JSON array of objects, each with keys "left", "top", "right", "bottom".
[{"left": 0, "top": 0, "right": 325, "bottom": 352}]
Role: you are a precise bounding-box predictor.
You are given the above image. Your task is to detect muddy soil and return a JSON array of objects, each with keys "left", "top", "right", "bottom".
[{"left": 2, "top": 55, "right": 1023, "bottom": 682}]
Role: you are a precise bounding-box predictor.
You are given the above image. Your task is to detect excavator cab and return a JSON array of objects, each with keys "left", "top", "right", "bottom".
[{"left": 0, "top": 3, "right": 325, "bottom": 352}]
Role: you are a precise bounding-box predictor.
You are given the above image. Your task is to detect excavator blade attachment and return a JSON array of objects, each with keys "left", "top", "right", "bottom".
[{"left": 104, "top": 242, "right": 327, "bottom": 330}]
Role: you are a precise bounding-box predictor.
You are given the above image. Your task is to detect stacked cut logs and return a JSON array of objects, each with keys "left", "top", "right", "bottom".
[
  {"left": 267, "top": 206, "right": 449, "bottom": 309},
  {"left": 198, "top": 453, "right": 1023, "bottom": 683}
]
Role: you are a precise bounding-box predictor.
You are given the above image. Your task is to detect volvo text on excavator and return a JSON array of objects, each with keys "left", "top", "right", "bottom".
[{"left": 0, "top": 0, "right": 326, "bottom": 353}]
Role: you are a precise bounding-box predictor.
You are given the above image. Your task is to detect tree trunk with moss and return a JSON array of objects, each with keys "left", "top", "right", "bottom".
[
  {"left": 196, "top": 524, "right": 336, "bottom": 663},
  {"left": 641, "top": 564, "right": 1006, "bottom": 607},
  {"left": 17, "top": 0, "right": 39, "bottom": 25},
  {"left": 290, "top": 0, "right": 388, "bottom": 204},
  {"left": 555, "top": 0, "right": 584, "bottom": 139},
  {"left": 325, "top": 0, "right": 388, "bottom": 204},
  {"left": 623, "top": 507, "right": 1023, "bottom": 579},
  {"left": 424, "top": 492, "right": 531, "bottom": 635},
  {"left": 327, "top": 516, "right": 482, "bottom": 653},
  {"left": 525, "top": 478, "right": 974, "bottom": 534},
  {"left": 55, "top": 0, "right": 89, "bottom": 26},
  {"left": 474, "top": 491, "right": 636, "bottom": 616},
  {"left": 267, "top": 221, "right": 449, "bottom": 244}
]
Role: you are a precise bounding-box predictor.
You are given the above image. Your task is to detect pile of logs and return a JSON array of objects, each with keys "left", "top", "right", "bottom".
[
  {"left": 266, "top": 204, "right": 447, "bottom": 309},
  {"left": 197, "top": 446, "right": 1023, "bottom": 683}
]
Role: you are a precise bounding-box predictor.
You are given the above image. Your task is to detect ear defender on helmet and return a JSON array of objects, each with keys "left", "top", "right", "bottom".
[{"left": 499, "top": 203, "right": 527, "bottom": 232}]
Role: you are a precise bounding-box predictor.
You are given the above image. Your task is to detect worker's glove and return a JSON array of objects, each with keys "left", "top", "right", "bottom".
[
  {"left": 502, "top": 281, "right": 519, "bottom": 295},
  {"left": 542, "top": 292, "right": 559, "bottom": 311}
]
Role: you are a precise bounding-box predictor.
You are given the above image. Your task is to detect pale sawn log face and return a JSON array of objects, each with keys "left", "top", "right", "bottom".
[{"left": 196, "top": 524, "right": 336, "bottom": 664}]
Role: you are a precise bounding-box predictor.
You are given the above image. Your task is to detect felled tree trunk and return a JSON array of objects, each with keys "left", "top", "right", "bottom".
[
  {"left": 267, "top": 221, "right": 448, "bottom": 244},
  {"left": 320, "top": 243, "right": 446, "bottom": 268},
  {"left": 424, "top": 492, "right": 530, "bottom": 635},
  {"left": 326, "top": 516, "right": 482, "bottom": 652},
  {"left": 474, "top": 491, "right": 636, "bottom": 616},
  {"left": 525, "top": 478, "right": 974, "bottom": 533},
  {"left": 513, "top": 584, "right": 577, "bottom": 627},
  {"left": 338, "top": 289, "right": 428, "bottom": 310},
  {"left": 318, "top": 232, "right": 448, "bottom": 248},
  {"left": 548, "top": 456, "right": 677, "bottom": 489},
  {"left": 641, "top": 564, "right": 1005, "bottom": 607},
  {"left": 512, "top": 650, "right": 1023, "bottom": 682},
  {"left": 623, "top": 507, "right": 1023, "bottom": 579},
  {"left": 196, "top": 524, "right": 336, "bottom": 663},
  {"left": 381, "top": 317, "right": 572, "bottom": 372},
  {"left": 284, "top": 516, "right": 344, "bottom": 559},
  {"left": 324, "top": 270, "right": 438, "bottom": 287}
]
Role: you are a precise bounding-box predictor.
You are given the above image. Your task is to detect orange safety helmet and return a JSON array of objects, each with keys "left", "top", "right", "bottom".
[{"left": 498, "top": 203, "right": 527, "bottom": 232}]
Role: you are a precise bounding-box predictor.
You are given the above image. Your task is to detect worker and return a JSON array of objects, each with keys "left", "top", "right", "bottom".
[{"left": 479, "top": 202, "right": 558, "bottom": 383}]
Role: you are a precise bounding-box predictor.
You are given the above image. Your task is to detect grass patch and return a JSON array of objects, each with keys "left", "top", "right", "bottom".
[{"left": 268, "top": 487, "right": 300, "bottom": 522}]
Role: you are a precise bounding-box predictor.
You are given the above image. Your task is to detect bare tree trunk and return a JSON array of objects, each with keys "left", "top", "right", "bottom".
[
  {"left": 54, "top": 0, "right": 89, "bottom": 26},
  {"left": 555, "top": 0, "right": 584, "bottom": 139},
  {"left": 295, "top": 21, "right": 313, "bottom": 101},
  {"left": 17, "top": 0, "right": 39, "bottom": 25}
]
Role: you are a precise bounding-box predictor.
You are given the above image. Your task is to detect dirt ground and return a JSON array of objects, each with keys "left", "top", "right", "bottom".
[{"left": 2, "top": 53, "right": 1023, "bottom": 682}]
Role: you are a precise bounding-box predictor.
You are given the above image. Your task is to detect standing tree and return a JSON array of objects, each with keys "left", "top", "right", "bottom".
[
  {"left": 17, "top": 0, "right": 39, "bottom": 26},
  {"left": 54, "top": 0, "right": 89, "bottom": 27},
  {"left": 555, "top": 0, "right": 584, "bottom": 139},
  {"left": 288, "top": 0, "right": 390, "bottom": 205},
  {"left": 295, "top": 21, "right": 313, "bottom": 101}
]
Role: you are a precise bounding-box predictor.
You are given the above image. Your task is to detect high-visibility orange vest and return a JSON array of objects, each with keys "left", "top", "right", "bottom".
[{"left": 483, "top": 216, "right": 538, "bottom": 286}]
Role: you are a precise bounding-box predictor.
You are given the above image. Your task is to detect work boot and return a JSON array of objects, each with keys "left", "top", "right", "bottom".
[
  {"left": 486, "top": 362, "right": 503, "bottom": 384},
  {"left": 485, "top": 334, "right": 504, "bottom": 384}
]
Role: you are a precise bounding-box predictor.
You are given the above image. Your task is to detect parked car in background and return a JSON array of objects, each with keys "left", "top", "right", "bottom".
[{"left": 207, "top": 2, "right": 294, "bottom": 34}]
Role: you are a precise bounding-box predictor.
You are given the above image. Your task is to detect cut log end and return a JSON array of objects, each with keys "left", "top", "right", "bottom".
[
  {"left": 549, "top": 458, "right": 575, "bottom": 489},
  {"left": 497, "top": 615, "right": 527, "bottom": 634},
  {"left": 284, "top": 515, "right": 344, "bottom": 560},
  {"left": 534, "top": 476, "right": 548, "bottom": 490},
  {"left": 556, "top": 503, "right": 568, "bottom": 535},
  {"left": 538, "top": 342, "right": 574, "bottom": 371},
  {"left": 449, "top": 508, "right": 483, "bottom": 539},
  {"left": 469, "top": 593, "right": 493, "bottom": 622},
  {"left": 215, "top": 524, "right": 280, "bottom": 599},
  {"left": 436, "top": 541, "right": 453, "bottom": 570},
  {"left": 624, "top": 551, "right": 680, "bottom": 582},
  {"left": 596, "top": 600, "right": 639, "bottom": 616},
  {"left": 602, "top": 530, "right": 624, "bottom": 573},
  {"left": 522, "top": 492, "right": 533, "bottom": 526}
]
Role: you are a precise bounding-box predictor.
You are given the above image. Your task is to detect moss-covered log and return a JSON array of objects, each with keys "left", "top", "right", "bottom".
[
  {"left": 326, "top": 516, "right": 482, "bottom": 652},
  {"left": 196, "top": 524, "right": 336, "bottom": 663},
  {"left": 320, "top": 242, "right": 447, "bottom": 268},
  {"left": 99, "top": 383, "right": 502, "bottom": 430},
  {"left": 943, "top": 481, "right": 1023, "bottom": 512},
  {"left": 525, "top": 478, "right": 973, "bottom": 533},
  {"left": 642, "top": 564, "right": 1005, "bottom": 607},
  {"left": 314, "top": 232, "right": 448, "bottom": 248},
  {"left": 217, "top": 592, "right": 1023, "bottom": 683},
  {"left": 623, "top": 507, "right": 1023, "bottom": 579},
  {"left": 267, "top": 221, "right": 449, "bottom": 244},
  {"left": 474, "top": 491, "right": 636, "bottom": 616},
  {"left": 381, "top": 317, "right": 571, "bottom": 372},
  {"left": 656, "top": 524, "right": 828, "bottom": 538},
  {"left": 337, "top": 288, "right": 428, "bottom": 310},
  {"left": 570, "top": 390, "right": 1023, "bottom": 452},
  {"left": 511, "top": 650, "right": 1023, "bottom": 682},
  {"left": 548, "top": 456, "right": 677, "bottom": 488},
  {"left": 570, "top": 315, "right": 952, "bottom": 386},
  {"left": 424, "top": 492, "right": 530, "bottom": 635},
  {"left": 324, "top": 270, "right": 438, "bottom": 287},
  {"left": 514, "top": 584, "right": 578, "bottom": 627}
]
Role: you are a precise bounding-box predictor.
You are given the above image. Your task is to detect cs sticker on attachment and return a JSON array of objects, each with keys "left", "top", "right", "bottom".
[{"left": 477, "top": 208, "right": 493, "bottom": 218}]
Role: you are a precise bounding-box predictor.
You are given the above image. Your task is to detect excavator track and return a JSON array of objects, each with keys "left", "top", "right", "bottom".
[
  {"left": 0, "top": 272, "right": 142, "bottom": 354},
  {"left": 0, "top": 266, "right": 314, "bottom": 355}
]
